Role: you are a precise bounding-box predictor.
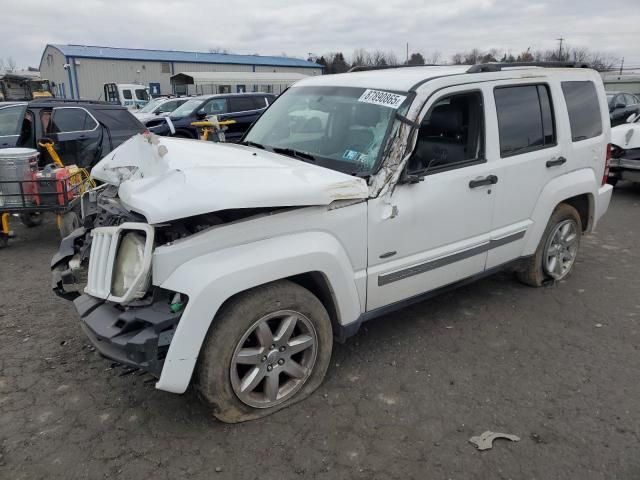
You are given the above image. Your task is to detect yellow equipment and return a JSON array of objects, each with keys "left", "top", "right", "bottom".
[
  {"left": 191, "top": 118, "right": 236, "bottom": 141},
  {"left": 0, "top": 139, "right": 96, "bottom": 247}
]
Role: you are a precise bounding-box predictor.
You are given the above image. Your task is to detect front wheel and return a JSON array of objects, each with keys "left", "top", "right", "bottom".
[
  {"left": 196, "top": 280, "right": 333, "bottom": 423},
  {"left": 517, "top": 203, "right": 582, "bottom": 287}
]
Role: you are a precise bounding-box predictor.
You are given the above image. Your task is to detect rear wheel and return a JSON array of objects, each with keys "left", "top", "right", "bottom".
[
  {"left": 517, "top": 203, "right": 582, "bottom": 287},
  {"left": 197, "top": 280, "right": 333, "bottom": 423},
  {"left": 19, "top": 212, "right": 43, "bottom": 228}
]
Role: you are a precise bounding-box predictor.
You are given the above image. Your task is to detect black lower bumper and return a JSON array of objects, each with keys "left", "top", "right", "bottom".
[{"left": 74, "top": 294, "right": 182, "bottom": 377}]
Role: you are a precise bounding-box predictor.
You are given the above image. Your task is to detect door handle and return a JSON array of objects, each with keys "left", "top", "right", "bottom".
[
  {"left": 469, "top": 175, "right": 498, "bottom": 188},
  {"left": 546, "top": 156, "right": 567, "bottom": 168}
]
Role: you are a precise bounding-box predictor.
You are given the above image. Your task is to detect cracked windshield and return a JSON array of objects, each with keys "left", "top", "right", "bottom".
[{"left": 244, "top": 86, "right": 408, "bottom": 175}]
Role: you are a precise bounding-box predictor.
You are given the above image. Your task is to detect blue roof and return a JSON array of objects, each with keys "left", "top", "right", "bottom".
[{"left": 49, "top": 44, "right": 322, "bottom": 69}]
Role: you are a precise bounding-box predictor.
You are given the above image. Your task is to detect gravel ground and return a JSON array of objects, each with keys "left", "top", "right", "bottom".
[{"left": 1, "top": 184, "right": 639, "bottom": 480}]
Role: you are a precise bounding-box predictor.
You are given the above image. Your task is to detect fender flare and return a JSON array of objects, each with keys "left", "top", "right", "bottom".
[
  {"left": 155, "top": 231, "right": 362, "bottom": 393},
  {"left": 523, "top": 168, "right": 597, "bottom": 255}
]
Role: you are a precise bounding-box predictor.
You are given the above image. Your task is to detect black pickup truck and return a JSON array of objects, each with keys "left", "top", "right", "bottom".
[{"left": 144, "top": 92, "right": 274, "bottom": 142}]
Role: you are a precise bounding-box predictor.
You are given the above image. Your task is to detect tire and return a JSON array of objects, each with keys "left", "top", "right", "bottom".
[
  {"left": 196, "top": 280, "right": 333, "bottom": 423},
  {"left": 517, "top": 203, "right": 582, "bottom": 287},
  {"left": 607, "top": 177, "right": 619, "bottom": 187},
  {"left": 19, "top": 212, "right": 43, "bottom": 228},
  {"left": 59, "top": 211, "right": 80, "bottom": 238}
]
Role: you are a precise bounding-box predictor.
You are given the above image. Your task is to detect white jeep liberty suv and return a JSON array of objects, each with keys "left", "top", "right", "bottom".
[{"left": 52, "top": 63, "right": 613, "bottom": 422}]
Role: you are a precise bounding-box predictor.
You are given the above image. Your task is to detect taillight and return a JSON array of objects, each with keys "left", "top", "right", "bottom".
[{"left": 602, "top": 143, "right": 612, "bottom": 186}]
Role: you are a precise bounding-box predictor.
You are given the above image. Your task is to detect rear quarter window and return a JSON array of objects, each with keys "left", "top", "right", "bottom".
[
  {"left": 95, "top": 108, "right": 145, "bottom": 132},
  {"left": 561, "top": 81, "right": 603, "bottom": 142}
]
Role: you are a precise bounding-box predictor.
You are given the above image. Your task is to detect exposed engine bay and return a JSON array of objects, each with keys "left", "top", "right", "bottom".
[{"left": 51, "top": 184, "right": 287, "bottom": 300}]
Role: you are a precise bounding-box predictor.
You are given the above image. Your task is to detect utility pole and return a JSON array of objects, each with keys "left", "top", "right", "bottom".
[
  {"left": 406, "top": 42, "right": 409, "bottom": 64},
  {"left": 619, "top": 57, "right": 624, "bottom": 75},
  {"left": 556, "top": 37, "right": 564, "bottom": 60}
]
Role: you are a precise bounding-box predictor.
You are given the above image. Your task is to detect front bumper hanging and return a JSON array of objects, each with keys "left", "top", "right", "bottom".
[{"left": 74, "top": 294, "right": 183, "bottom": 377}]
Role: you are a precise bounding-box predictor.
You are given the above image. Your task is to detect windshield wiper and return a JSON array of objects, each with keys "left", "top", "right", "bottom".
[
  {"left": 271, "top": 147, "right": 317, "bottom": 163},
  {"left": 241, "top": 140, "right": 266, "bottom": 149}
]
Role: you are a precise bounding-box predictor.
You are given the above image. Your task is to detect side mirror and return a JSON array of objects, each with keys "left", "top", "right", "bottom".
[
  {"left": 399, "top": 166, "right": 425, "bottom": 184},
  {"left": 196, "top": 110, "right": 207, "bottom": 120}
]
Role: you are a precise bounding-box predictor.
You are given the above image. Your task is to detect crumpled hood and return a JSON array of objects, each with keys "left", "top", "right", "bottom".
[
  {"left": 611, "top": 120, "right": 640, "bottom": 151},
  {"left": 91, "top": 134, "right": 369, "bottom": 224}
]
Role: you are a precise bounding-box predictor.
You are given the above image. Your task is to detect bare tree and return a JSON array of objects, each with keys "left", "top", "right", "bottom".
[
  {"left": 208, "top": 46, "right": 230, "bottom": 54},
  {"left": 451, "top": 53, "right": 464, "bottom": 65},
  {"left": 6, "top": 57, "right": 16, "bottom": 72},
  {"left": 351, "top": 48, "right": 372, "bottom": 67},
  {"left": 385, "top": 51, "right": 399, "bottom": 66},
  {"left": 424, "top": 51, "right": 442, "bottom": 65},
  {"left": 589, "top": 51, "right": 618, "bottom": 71}
]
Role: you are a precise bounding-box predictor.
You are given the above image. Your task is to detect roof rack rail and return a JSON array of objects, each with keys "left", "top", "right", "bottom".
[
  {"left": 348, "top": 64, "right": 439, "bottom": 73},
  {"left": 29, "top": 98, "right": 110, "bottom": 105},
  {"left": 467, "top": 61, "right": 591, "bottom": 73}
]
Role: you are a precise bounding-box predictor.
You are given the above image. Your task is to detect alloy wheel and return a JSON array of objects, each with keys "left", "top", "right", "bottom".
[
  {"left": 543, "top": 219, "right": 579, "bottom": 280},
  {"left": 230, "top": 310, "right": 318, "bottom": 408}
]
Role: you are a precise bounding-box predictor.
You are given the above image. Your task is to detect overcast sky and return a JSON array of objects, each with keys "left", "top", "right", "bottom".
[{"left": 3, "top": 0, "right": 639, "bottom": 69}]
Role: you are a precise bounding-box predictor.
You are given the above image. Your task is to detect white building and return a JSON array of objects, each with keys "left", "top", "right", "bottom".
[{"left": 38, "top": 44, "right": 323, "bottom": 100}]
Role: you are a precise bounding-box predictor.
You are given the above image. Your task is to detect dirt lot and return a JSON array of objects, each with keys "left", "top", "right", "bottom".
[{"left": 1, "top": 184, "right": 639, "bottom": 480}]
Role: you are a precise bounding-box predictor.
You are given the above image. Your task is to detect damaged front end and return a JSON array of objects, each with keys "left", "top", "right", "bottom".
[
  {"left": 610, "top": 120, "right": 640, "bottom": 183},
  {"left": 51, "top": 132, "right": 371, "bottom": 379},
  {"left": 51, "top": 184, "right": 188, "bottom": 377}
]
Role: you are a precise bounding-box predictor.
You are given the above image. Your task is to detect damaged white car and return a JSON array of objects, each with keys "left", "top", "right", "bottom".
[
  {"left": 52, "top": 64, "right": 613, "bottom": 422},
  {"left": 609, "top": 112, "right": 640, "bottom": 185}
]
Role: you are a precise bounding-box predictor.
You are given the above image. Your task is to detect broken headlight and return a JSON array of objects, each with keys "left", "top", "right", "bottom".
[{"left": 111, "top": 232, "right": 148, "bottom": 298}]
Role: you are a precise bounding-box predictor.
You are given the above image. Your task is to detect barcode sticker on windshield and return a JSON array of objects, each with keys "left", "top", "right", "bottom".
[{"left": 358, "top": 89, "right": 407, "bottom": 109}]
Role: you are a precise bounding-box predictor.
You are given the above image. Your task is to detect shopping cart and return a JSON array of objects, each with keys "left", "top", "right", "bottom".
[{"left": 0, "top": 141, "right": 94, "bottom": 247}]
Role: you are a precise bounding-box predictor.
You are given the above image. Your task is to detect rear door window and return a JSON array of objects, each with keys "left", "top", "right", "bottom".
[
  {"left": 50, "top": 108, "right": 98, "bottom": 133},
  {"left": 561, "top": 81, "right": 603, "bottom": 142},
  {"left": 494, "top": 84, "right": 556, "bottom": 157},
  {"left": 252, "top": 96, "right": 268, "bottom": 109},
  {"left": 0, "top": 104, "right": 26, "bottom": 136},
  {"left": 229, "top": 96, "right": 258, "bottom": 113},
  {"left": 203, "top": 98, "right": 227, "bottom": 115},
  {"left": 122, "top": 90, "right": 133, "bottom": 100}
]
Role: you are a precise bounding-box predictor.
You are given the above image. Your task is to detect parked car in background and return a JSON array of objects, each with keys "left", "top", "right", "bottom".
[
  {"left": 132, "top": 97, "right": 189, "bottom": 124},
  {"left": 0, "top": 99, "right": 145, "bottom": 168},
  {"left": 103, "top": 83, "right": 151, "bottom": 110},
  {"left": 144, "top": 93, "right": 274, "bottom": 142},
  {"left": 52, "top": 63, "right": 612, "bottom": 422},
  {"left": 607, "top": 91, "right": 640, "bottom": 127},
  {"left": 609, "top": 112, "right": 640, "bottom": 185}
]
